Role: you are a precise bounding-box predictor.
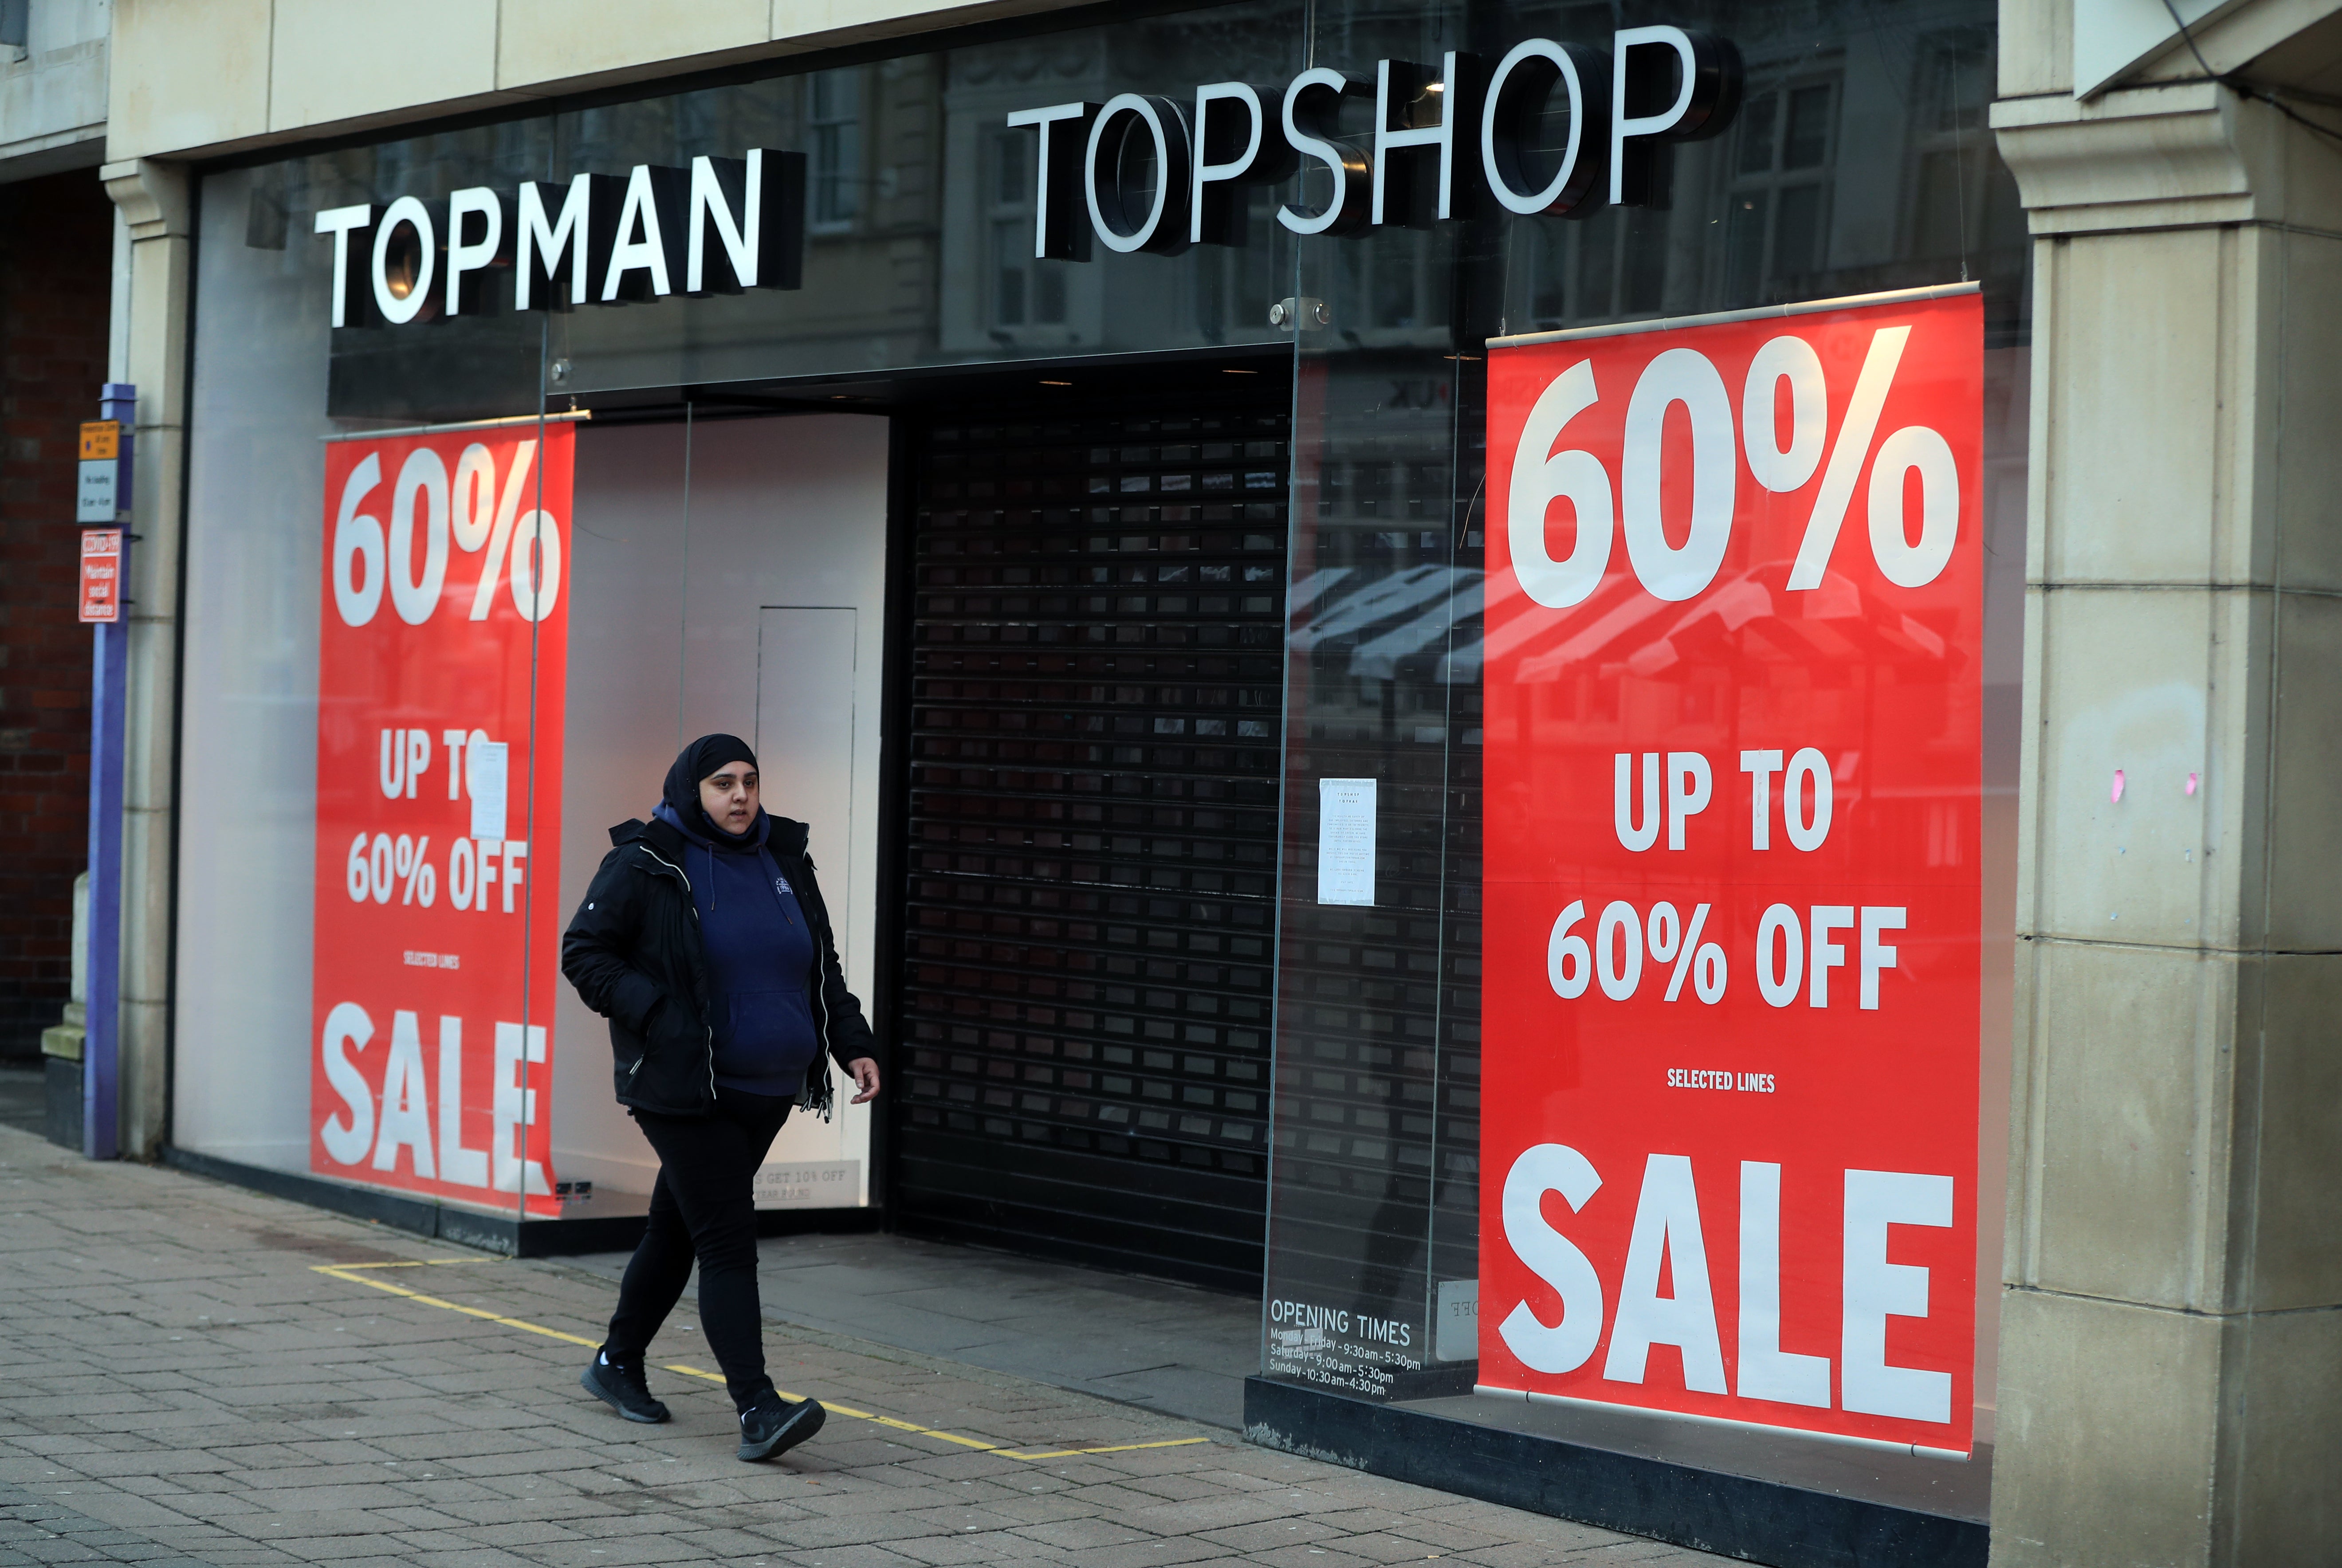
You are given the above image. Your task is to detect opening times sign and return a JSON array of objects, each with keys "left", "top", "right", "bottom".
[
  {"left": 1479, "top": 288, "right": 1983, "bottom": 1456},
  {"left": 310, "top": 421, "right": 574, "bottom": 1216}
]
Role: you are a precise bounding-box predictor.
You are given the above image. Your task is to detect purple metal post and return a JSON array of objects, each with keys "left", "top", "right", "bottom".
[{"left": 83, "top": 381, "right": 135, "bottom": 1160}]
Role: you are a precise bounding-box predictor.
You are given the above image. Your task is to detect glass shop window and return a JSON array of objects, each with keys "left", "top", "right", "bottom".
[
  {"left": 1333, "top": 231, "right": 1447, "bottom": 340},
  {"left": 1907, "top": 26, "right": 2022, "bottom": 262},
  {"left": 1521, "top": 223, "right": 1566, "bottom": 332},
  {"left": 1262, "top": 0, "right": 2033, "bottom": 1544},
  {"left": 1725, "top": 78, "right": 1839, "bottom": 302},
  {"left": 809, "top": 67, "right": 864, "bottom": 231},
  {"left": 1516, "top": 213, "right": 1670, "bottom": 329},
  {"left": 988, "top": 129, "right": 1065, "bottom": 329}
]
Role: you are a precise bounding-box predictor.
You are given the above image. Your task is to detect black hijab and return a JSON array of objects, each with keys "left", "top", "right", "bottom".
[{"left": 660, "top": 733, "right": 763, "bottom": 849}]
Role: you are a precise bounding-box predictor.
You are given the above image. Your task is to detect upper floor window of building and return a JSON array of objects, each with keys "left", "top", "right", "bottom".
[
  {"left": 809, "top": 68, "right": 864, "bottom": 231},
  {"left": 988, "top": 129, "right": 1065, "bottom": 330},
  {"left": 1508, "top": 212, "right": 1668, "bottom": 333},
  {"left": 1725, "top": 77, "right": 1839, "bottom": 302}
]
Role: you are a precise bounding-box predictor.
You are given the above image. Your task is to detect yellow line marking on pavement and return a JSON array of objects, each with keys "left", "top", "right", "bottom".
[
  {"left": 311, "top": 1262, "right": 1208, "bottom": 1463},
  {"left": 315, "top": 1262, "right": 600, "bottom": 1347},
  {"left": 997, "top": 1439, "right": 1211, "bottom": 1459}
]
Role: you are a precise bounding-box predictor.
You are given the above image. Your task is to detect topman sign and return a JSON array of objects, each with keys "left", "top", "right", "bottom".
[
  {"left": 313, "top": 150, "right": 806, "bottom": 328},
  {"left": 316, "top": 27, "right": 1737, "bottom": 327}
]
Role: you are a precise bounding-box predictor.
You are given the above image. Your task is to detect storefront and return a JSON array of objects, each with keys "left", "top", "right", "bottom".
[{"left": 165, "top": 0, "right": 2025, "bottom": 1557}]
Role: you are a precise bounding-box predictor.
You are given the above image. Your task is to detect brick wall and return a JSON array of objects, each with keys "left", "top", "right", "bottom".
[{"left": 0, "top": 170, "right": 113, "bottom": 1061}]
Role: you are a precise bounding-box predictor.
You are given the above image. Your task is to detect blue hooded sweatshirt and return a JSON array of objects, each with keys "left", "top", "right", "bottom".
[{"left": 651, "top": 797, "right": 820, "bottom": 1097}]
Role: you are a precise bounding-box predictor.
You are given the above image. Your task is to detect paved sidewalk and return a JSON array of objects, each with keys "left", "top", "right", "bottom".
[
  {"left": 0, "top": 1128, "right": 1724, "bottom": 1567},
  {"left": 567, "top": 1231, "right": 1257, "bottom": 1431}
]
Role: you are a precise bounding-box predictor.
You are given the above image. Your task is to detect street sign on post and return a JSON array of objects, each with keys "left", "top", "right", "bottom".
[
  {"left": 77, "top": 419, "right": 123, "bottom": 522},
  {"left": 77, "top": 529, "right": 122, "bottom": 623},
  {"left": 83, "top": 382, "right": 135, "bottom": 1160}
]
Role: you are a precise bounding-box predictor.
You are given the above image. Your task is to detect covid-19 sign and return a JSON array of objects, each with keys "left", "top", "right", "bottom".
[
  {"left": 310, "top": 421, "right": 574, "bottom": 1215},
  {"left": 1479, "top": 287, "right": 1983, "bottom": 1456}
]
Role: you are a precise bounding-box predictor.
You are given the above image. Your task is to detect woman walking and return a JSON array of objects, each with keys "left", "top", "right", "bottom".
[{"left": 561, "top": 733, "right": 880, "bottom": 1461}]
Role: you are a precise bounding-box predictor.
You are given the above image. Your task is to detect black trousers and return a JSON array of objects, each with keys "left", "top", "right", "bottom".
[{"left": 602, "top": 1087, "right": 791, "bottom": 1411}]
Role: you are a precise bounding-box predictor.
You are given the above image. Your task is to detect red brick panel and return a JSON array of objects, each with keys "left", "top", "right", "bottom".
[{"left": 0, "top": 170, "right": 113, "bottom": 1060}]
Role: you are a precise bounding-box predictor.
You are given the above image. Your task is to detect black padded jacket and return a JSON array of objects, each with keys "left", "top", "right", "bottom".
[{"left": 560, "top": 812, "right": 875, "bottom": 1117}]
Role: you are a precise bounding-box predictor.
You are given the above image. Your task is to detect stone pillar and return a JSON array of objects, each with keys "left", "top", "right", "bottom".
[
  {"left": 1989, "top": 65, "right": 2342, "bottom": 1568},
  {"left": 97, "top": 157, "right": 189, "bottom": 1160}
]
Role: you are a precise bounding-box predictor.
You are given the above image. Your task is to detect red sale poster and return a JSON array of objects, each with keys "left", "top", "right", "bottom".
[
  {"left": 310, "top": 421, "right": 574, "bottom": 1217},
  {"left": 1479, "top": 289, "right": 1983, "bottom": 1456}
]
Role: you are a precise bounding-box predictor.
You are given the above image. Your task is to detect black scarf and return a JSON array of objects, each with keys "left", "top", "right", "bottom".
[{"left": 659, "top": 733, "right": 765, "bottom": 851}]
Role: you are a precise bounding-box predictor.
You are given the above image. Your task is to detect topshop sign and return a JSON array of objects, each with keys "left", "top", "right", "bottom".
[
  {"left": 313, "top": 26, "right": 1736, "bottom": 326},
  {"left": 1012, "top": 27, "right": 1738, "bottom": 257}
]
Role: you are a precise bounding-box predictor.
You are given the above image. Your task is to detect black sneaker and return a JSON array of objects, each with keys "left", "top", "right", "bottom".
[
  {"left": 737, "top": 1394, "right": 825, "bottom": 1461},
  {"left": 581, "top": 1352, "right": 671, "bottom": 1423}
]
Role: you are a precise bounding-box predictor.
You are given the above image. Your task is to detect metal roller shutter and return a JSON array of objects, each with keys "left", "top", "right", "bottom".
[{"left": 891, "top": 397, "right": 1288, "bottom": 1292}]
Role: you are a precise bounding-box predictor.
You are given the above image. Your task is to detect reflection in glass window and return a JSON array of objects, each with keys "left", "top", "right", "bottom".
[
  {"left": 1725, "top": 75, "right": 1839, "bottom": 301},
  {"left": 1784, "top": 82, "right": 1835, "bottom": 168},
  {"left": 1375, "top": 237, "right": 1419, "bottom": 329},
  {"left": 1192, "top": 247, "right": 1226, "bottom": 337},
  {"left": 1737, "top": 90, "right": 1778, "bottom": 176},
  {"left": 1524, "top": 223, "right": 1564, "bottom": 328},
  {"left": 1511, "top": 208, "right": 1668, "bottom": 330},
  {"left": 1907, "top": 26, "right": 2021, "bottom": 264},
  {"left": 986, "top": 130, "right": 1065, "bottom": 330},
  {"left": 1037, "top": 264, "right": 1065, "bottom": 325},
  {"left": 992, "top": 221, "right": 1027, "bottom": 325},
  {"left": 809, "top": 68, "right": 863, "bottom": 229},
  {"left": 1333, "top": 230, "right": 1444, "bottom": 339}
]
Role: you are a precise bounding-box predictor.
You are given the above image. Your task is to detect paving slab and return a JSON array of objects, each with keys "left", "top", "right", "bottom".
[{"left": 0, "top": 1126, "right": 1728, "bottom": 1567}]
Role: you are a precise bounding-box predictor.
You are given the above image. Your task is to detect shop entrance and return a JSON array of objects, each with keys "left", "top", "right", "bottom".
[
  {"left": 552, "top": 413, "right": 890, "bottom": 1217},
  {"left": 888, "top": 386, "right": 1290, "bottom": 1293}
]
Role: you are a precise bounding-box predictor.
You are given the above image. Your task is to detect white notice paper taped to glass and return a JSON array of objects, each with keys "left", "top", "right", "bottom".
[
  {"left": 467, "top": 738, "right": 509, "bottom": 841},
  {"left": 1317, "top": 778, "right": 1376, "bottom": 906}
]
